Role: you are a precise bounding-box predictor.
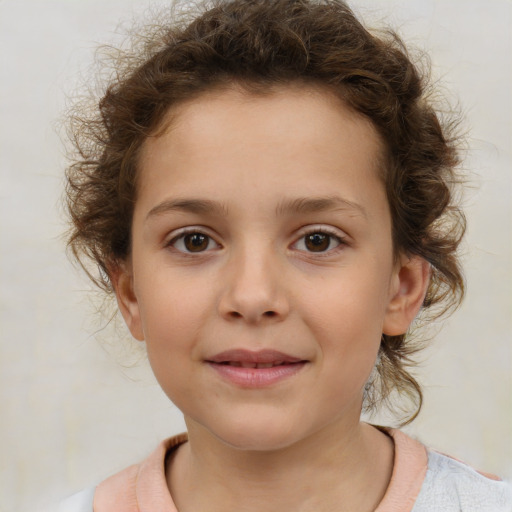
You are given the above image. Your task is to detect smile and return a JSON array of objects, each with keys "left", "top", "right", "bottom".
[
  {"left": 206, "top": 349, "right": 308, "bottom": 388},
  {"left": 221, "top": 361, "right": 291, "bottom": 368}
]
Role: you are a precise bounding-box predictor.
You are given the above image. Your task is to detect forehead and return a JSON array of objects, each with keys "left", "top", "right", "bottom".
[
  {"left": 137, "top": 85, "right": 386, "bottom": 214},
  {"left": 149, "top": 84, "right": 383, "bottom": 154}
]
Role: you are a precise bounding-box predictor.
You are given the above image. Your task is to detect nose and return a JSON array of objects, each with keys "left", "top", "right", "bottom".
[{"left": 217, "top": 246, "right": 290, "bottom": 324}]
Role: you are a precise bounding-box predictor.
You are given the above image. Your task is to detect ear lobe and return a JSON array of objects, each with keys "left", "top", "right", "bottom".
[
  {"left": 110, "top": 261, "right": 145, "bottom": 341},
  {"left": 383, "top": 255, "right": 430, "bottom": 336}
]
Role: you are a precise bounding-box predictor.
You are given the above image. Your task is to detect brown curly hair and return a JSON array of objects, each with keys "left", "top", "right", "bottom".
[{"left": 65, "top": 0, "right": 465, "bottom": 424}]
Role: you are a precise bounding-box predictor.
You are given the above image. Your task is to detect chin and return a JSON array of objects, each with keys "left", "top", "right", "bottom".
[{"left": 206, "top": 416, "right": 310, "bottom": 452}]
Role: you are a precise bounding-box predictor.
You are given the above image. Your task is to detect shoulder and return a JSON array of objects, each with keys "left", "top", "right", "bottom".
[
  {"left": 383, "top": 427, "right": 512, "bottom": 512},
  {"left": 58, "top": 433, "right": 187, "bottom": 512},
  {"left": 413, "top": 450, "right": 512, "bottom": 512},
  {"left": 57, "top": 464, "right": 143, "bottom": 512},
  {"left": 57, "top": 487, "right": 95, "bottom": 512},
  {"left": 56, "top": 464, "right": 139, "bottom": 512},
  {"left": 56, "top": 464, "right": 140, "bottom": 512}
]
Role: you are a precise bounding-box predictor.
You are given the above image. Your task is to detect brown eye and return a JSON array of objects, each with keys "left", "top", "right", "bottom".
[
  {"left": 183, "top": 233, "right": 209, "bottom": 252},
  {"left": 170, "top": 231, "right": 218, "bottom": 253},
  {"left": 305, "top": 233, "right": 330, "bottom": 252},
  {"left": 292, "top": 230, "right": 343, "bottom": 254}
]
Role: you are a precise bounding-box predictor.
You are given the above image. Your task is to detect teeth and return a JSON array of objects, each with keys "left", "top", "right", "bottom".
[{"left": 225, "top": 361, "right": 287, "bottom": 368}]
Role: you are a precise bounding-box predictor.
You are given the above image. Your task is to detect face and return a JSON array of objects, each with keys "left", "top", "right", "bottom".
[{"left": 115, "top": 86, "right": 427, "bottom": 451}]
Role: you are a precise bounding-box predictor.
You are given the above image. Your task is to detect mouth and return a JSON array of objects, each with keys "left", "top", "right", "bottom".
[
  {"left": 207, "top": 348, "right": 305, "bottom": 366},
  {"left": 206, "top": 349, "right": 308, "bottom": 388},
  {"left": 217, "top": 361, "right": 296, "bottom": 369}
]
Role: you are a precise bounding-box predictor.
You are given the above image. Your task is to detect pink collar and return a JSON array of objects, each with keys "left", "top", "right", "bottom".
[
  {"left": 94, "top": 428, "right": 427, "bottom": 512},
  {"left": 375, "top": 428, "right": 428, "bottom": 512}
]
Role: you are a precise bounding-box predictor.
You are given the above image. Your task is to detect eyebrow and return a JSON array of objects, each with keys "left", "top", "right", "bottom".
[
  {"left": 275, "top": 196, "right": 368, "bottom": 218},
  {"left": 145, "top": 195, "right": 367, "bottom": 221},
  {"left": 146, "top": 198, "right": 229, "bottom": 220}
]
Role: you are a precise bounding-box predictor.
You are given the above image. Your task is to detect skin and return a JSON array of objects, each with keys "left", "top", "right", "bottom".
[{"left": 113, "top": 85, "right": 430, "bottom": 512}]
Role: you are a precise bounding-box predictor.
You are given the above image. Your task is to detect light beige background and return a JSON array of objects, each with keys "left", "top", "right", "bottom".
[{"left": 0, "top": 0, "right": 510, "bottom": 510}]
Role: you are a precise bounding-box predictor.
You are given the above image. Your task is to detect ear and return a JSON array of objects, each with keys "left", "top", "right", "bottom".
[
  {"left": 383, "top": 255, "right": 430, "bottom": 336},
  {"left": 109, "top": 260, "right": 145, "bottom": 341}
]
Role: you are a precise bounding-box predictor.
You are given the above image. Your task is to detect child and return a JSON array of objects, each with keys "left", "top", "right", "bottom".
[{"left": 61, "top": 0, "right": 512, "bottom": 510}]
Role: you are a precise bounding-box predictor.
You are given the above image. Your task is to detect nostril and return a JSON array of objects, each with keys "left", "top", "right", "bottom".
[{"left": 226, "top": 310, "right": 279, "bottom": 321}]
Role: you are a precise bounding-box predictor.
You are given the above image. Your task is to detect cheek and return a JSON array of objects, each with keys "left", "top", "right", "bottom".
[
  {"left": 138, "top": 275, "right": 215, "bottom": 404},
  {"left": 301, "top": 267, "right": 389, "bottom": 379},
  {"left": 303, "top": 270, "right": 389, "bottom": 342},
  {"left": 137, "top": 272, "right": 215, "bottom": 356}
]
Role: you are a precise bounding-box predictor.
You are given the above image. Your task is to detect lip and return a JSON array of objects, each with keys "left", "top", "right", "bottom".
[{"left": 206, "top": 349, "right": 308, "bottom": 388}]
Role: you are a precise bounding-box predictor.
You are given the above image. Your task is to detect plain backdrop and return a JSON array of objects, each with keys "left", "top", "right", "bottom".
[{"left": 0, "top": 0, "right": 511, "bottom": 510}]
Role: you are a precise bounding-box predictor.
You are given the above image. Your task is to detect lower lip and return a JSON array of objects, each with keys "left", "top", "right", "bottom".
[{"left": 207, "top": 362, "right": 307, "bottom": 388}]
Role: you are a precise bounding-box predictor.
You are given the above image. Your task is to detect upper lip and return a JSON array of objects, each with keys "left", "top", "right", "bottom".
[{"left": 206, "top": 349, "right": 305, "bottom": 365}]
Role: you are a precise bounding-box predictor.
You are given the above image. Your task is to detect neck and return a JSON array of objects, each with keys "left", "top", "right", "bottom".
[{"left": 167, "top": 421, "right": 394, "bottom": 512}]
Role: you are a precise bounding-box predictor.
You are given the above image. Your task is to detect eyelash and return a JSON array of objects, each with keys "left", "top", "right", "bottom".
[
  {"left": 167, "top": 228, "right": 221, "bottom": 254},
  {"left": 291, "top": 227, "right": 347, "bottom": 255},
  {"left": 166, "top": 226, "right": 347, "bottom": 255}
]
